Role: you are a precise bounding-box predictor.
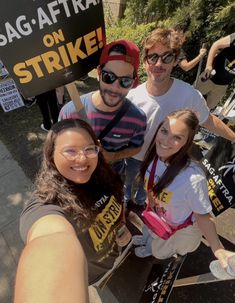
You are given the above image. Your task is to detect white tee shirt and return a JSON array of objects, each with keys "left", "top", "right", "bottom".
[
  {"left": 145, "top": 159, "right": 212, "bottom": 225},
  {"left": 127, "top": 79, "right": 210, "bottom": 161}
]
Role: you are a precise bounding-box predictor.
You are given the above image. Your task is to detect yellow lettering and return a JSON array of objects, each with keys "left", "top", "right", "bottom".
[
  {"left": 89, "top": 196, "right": 122, "bottom": 252},
  {"left": 41, "top": 51, "right": 63, "bottom": 73},
  {"left": 13, "top": 62, "right": 32, "bottom": 84},
  {"left": 84, "top": 30, "right": 98, "bottom": 56},
  {"left": 159, "top": 190, "right": 172, "bottom": 204},
  {"left": 43, "top": 34, "right": 55, "bottom": 47},
  {"left": 26, "top": 56, "right": 44, "bottom": 78},
  {"left": 52, "top": 29, "right": 65, "bottom": 44},
  {"left": 212, "top": 196, "right": 222, "bottom": 208},
  {"left": 13, "top": 27, "right": 104, "bottom": 84},
  {"left": 58, "top": 45, "right": 71, "bottom": 67},
  {"left": 67, "top": 37, "right": 87, "bottom": 63}
]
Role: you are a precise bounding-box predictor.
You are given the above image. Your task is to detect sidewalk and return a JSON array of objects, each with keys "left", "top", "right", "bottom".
[{"left": 0, "top": 140, "right": 32, "bottom": 303}]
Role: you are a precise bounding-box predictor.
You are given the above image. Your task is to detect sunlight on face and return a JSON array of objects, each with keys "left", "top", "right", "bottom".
[
  {"left": 155, "top": 117, "right": 189, "bottom": 161},
  {"left": 144, "top": 43, "right": 177, "bottom": 84},
  {"left": 53, "top": 128, "right": 98, "bottom": 184}
]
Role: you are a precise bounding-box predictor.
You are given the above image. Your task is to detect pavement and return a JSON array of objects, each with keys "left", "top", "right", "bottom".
[
  {"left": 0, "top": 140, "right": 32, "bottom": 303},
  {"left": 0, "top": 135, "right": 234, "bottom": 303}
]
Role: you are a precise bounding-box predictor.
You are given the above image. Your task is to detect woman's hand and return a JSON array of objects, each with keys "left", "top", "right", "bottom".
[
  {"left": 116, "top": 225, "right": 132, "bottom": 247},
  {"left": 199, "top": 47, "right": 207, "bottom": 58},
  {"left": 214, "top": 248, "right": 235, "bottom": 269}
]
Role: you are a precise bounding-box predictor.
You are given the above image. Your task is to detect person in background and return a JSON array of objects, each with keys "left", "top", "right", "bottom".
[
  {"left": 196, "top": 32, "right": 235, "bottom": 110},
  {"left": 18, "top": 119, "right": 131, "bottom": 302},
  {"left": 133, "top": 110, "right": 235, "bottom": 273},
  {"left": 124, "top": 28, "right": 235, "bottom": 212},
  {"left": 56, "top": 86, "right": 66, "bottom": 110},
  {"left": 59, "top": 40, "right": 147, "bottom": 174},
  {"left": 36, "top": 89, "right": 59, "bottom": 132},
  {"left": 173, "top": 17, "right": 207, "bottom": 72}
]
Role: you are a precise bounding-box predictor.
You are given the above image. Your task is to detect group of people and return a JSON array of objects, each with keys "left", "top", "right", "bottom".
[{"left": 14, "top": 27, "right": 235, "bottom": 303}]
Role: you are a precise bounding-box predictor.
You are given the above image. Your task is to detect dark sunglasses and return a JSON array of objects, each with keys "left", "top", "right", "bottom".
[
  {"left": 101, "top": 70, "right": 135, "bottom": 89},
  {"left": 145, "top": 52, "right": 176, "bottom": 65}
]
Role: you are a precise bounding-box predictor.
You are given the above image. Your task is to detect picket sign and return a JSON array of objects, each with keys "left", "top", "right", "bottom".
[
  {"left": 139, "top": 255, "right": 186, "bottom": 303},
  {"left": 200, "top": 103, "right": 235, "bottom": 216},
  {"left": 0, "top": 78, "right": 24, "bottom": 112},
  {"left": 0, "top": 1, "right": 106, "bottom": 98}
]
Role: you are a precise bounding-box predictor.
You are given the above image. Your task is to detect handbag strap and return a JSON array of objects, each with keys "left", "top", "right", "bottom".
[
  {"left": 172, "top": 213, "right": 193, "bottom": 232},
  {"left": 146, "top": 157, "right": 158, "bottom": 211},
  {"left": 146, "top": 157, "right": 193, "bottom": 230},
  {"left": 98, "top": 100, "right": 131, "bottom": 140},
  {"left": 147, "top": 157, "right": 158, "bottom": 191}
]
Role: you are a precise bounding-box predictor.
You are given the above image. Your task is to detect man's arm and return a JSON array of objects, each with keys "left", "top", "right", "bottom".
[
  {"left": 102, "top": 146, "right": 142, "bottom": 163},
  {"left": 179, "top": 47, "right": 207, "bottom": 72},
  {"left": 201, "top": 114, "right": 235, "bottom": 142},
  {"left": 204, "top": 35, "right": 231, "bottom": 76}
]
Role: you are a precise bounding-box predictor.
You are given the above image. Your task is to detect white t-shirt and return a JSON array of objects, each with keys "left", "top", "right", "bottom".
[
  {"left": 145, "top": 159, "right": 212, "bottom": 225},
  {"left": 127, "top": 79, "right": 210, "bottom": 161}
]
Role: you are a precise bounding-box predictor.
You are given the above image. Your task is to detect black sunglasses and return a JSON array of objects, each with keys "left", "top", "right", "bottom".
[
  {"left": 101, "top": 70, "right": 135, "bottom": 89},
  {"left": 145, "top": 52, "right": 176, "bottom": 65}
]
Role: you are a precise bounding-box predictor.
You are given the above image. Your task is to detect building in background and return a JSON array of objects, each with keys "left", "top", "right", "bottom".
[{"left": 103, "top": 0, "right": 126, "bottom": 20}]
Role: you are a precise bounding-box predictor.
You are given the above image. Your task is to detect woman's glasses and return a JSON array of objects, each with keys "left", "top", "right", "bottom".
[
  {"left": 61, "top": 145, "right": 100, "bottom": 161},
  {"left": 101, "top": 70, "right": 135, "bottom": 88},
  {"left": 145, "top": 52, "right": 176, "bottom": 65}
]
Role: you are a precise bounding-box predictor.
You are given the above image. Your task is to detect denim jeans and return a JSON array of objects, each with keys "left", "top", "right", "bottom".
[
  {"left": 111, "top": 159, "right": 126, "bottom": 176},
  {"left": 134, "top": 225, "right": 153, "bottom": 257},
  {"left": 124, "top": 157, "right": 146, "bottom": 205}
]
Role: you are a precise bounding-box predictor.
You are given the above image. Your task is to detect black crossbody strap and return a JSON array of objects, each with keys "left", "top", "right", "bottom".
[{"left": 98, "top": 100, "right": 131, "bottom": 140}]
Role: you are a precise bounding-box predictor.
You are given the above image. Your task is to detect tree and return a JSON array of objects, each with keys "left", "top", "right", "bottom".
[{"left": 105, "top": 0, "right": 235, "bottom": 84}]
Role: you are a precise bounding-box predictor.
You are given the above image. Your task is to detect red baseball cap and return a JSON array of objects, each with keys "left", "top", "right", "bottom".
[{"left": 99, "top": 39, "right": 140, "bottom": 87}]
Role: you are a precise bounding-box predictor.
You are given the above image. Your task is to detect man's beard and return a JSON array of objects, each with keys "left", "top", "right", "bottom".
[{"left": 100, "top": 86, "right": 126, "bottom": 108}]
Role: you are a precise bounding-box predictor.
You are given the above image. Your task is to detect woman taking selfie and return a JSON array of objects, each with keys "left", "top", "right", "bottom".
[
  {"left": 133, "top": 109, "right": 234, "bottom": 270},
  {"left": 14, "top": 119, "right": 130, "bottom": 303}
]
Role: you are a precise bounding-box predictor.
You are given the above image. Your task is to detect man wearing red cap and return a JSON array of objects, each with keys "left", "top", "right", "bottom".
[{"left": 59, "top": 39, "right": 146, "bottom": 173}]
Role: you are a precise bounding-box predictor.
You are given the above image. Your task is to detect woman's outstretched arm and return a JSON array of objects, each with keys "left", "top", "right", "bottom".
[{"left": 14, "top": 217, "right": 89, "bottom": 303}]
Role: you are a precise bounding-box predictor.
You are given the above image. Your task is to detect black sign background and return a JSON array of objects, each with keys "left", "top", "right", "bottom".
[
  {"left": 139, "top": 255, "right": 186, "bottom": 303},
  {"left": 0, "top": 0, "right": 105, "bottom": 97},
  {"left": 200, "top": 130, "right": 235, "bottom": 216}
]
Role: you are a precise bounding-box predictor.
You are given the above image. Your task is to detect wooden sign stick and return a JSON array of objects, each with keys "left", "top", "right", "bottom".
[{"left": 65, "top": 81, "right": 88, "bottom": 121}]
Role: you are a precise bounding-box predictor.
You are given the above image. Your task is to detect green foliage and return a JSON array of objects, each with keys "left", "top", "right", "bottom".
[
  {"left": 206, "top": 1, "right": 235, "bottom": 41},
  {"left": 105, "top": 0, "right": 235, "bottom": 85},
  {"left": 106, "top": 22, "right": 156, "bottom": 46},
  {"left": 106, "top": 22, "right": 156, "bottom": 81}
]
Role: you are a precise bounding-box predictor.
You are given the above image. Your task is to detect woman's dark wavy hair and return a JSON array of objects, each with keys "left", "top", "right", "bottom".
[
  {"left": 32, "top": 119, "right": 123, "bottom": 225},
  {"left": 140, "top": 109, "right": 199, "bottom": 197}
]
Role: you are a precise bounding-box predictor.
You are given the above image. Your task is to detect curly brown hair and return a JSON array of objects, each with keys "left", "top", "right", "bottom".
[
  {"left": 143, "top": 28, "right": 182, "bottom": 58},
  {"left": 32, "top": 119, "right": 123, "bottom": 225}
]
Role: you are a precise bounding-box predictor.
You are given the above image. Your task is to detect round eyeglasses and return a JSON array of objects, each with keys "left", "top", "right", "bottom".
[
  {"left": 101, "top": 70, "right": 134, "bottom": 89},
  {"left": 60, "top": 145, "right": 100, "bottom": 161},
  {"left": 145, "top": 52, "right": 176, "bottom": 65}
]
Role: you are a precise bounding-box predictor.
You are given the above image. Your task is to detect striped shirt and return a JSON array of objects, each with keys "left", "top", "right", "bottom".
[{"left": 59, "top": 92, "right": 147, "bottom": 152}]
